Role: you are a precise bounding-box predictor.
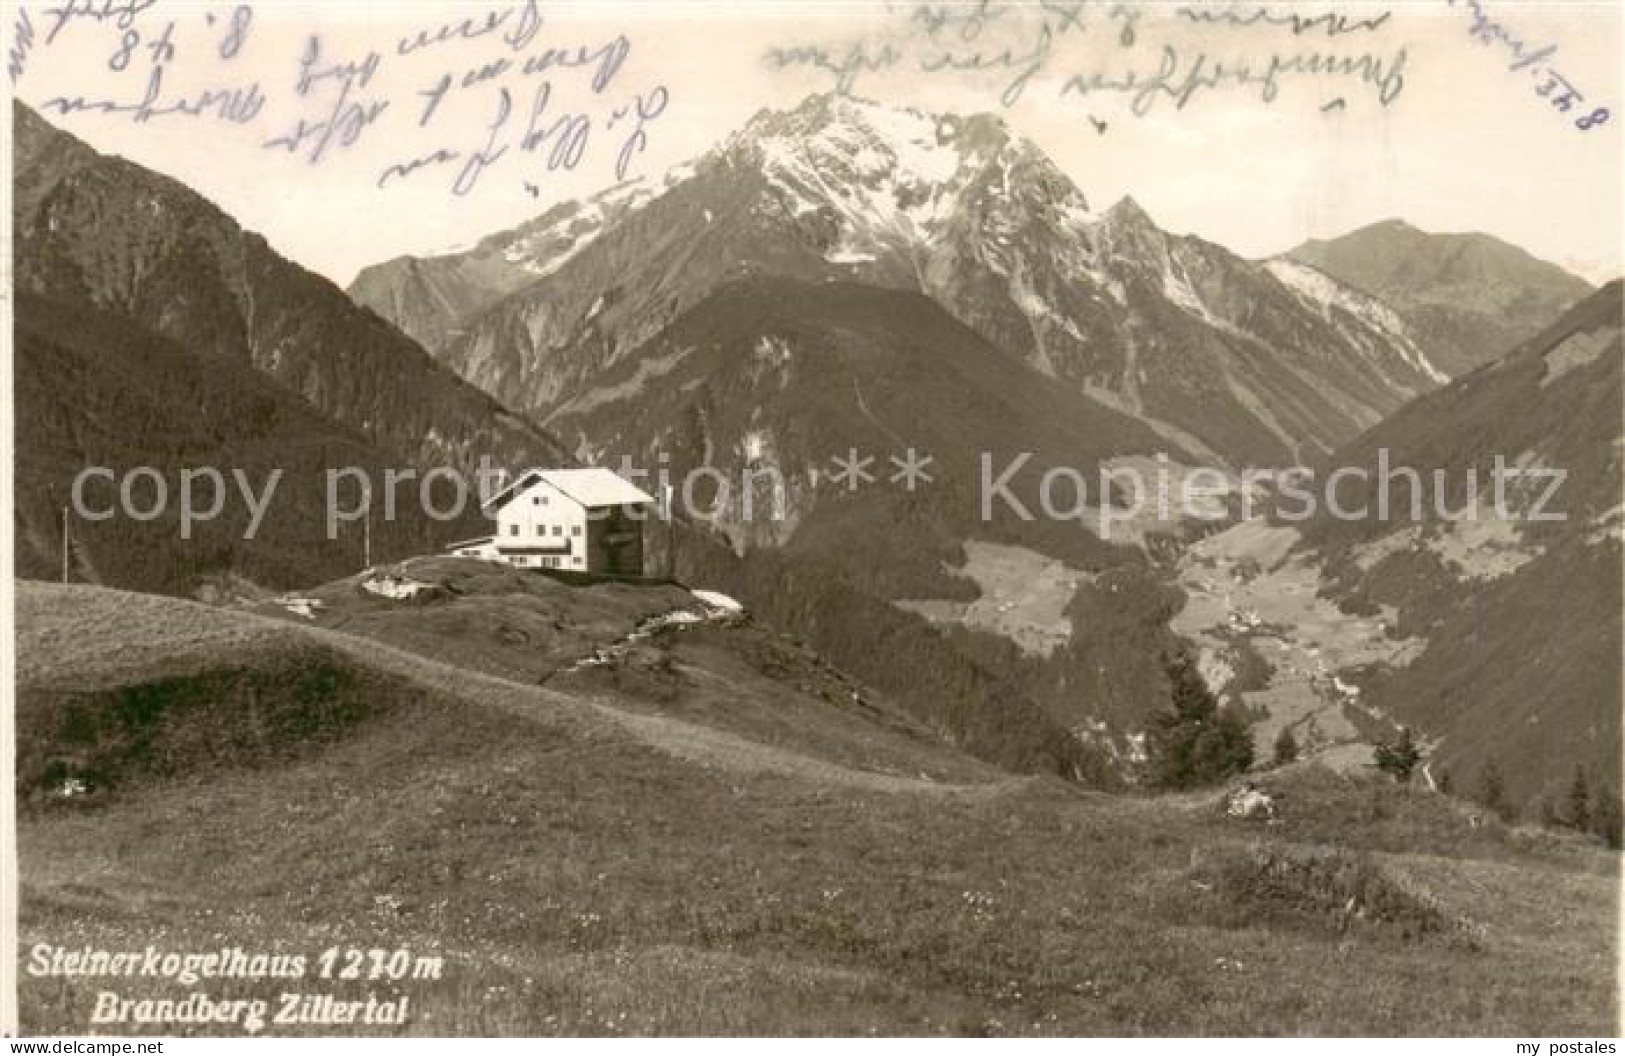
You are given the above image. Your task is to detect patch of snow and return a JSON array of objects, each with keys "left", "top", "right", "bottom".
[
  {"left": 277, "top": 597, "right": 323, "bottom": 619},
  {"left": 691, "top": 589, "right": 745, "bottom": 614},
  {"left": 1225, "top": 784, "right": 1278, "bottom": 820},
  {"left": 753, "top": 335, "right": 793, "bottom": 371},
  {"left": 362, "top": 574, "right": 434, "bottom": 600},
  {"left": 1161, "top": 262, "right": 1220, "bottom": 325},
  {"left": 741, "top": 430, "right": 771, "bottom": 462},
  {"left": 503, "top": 180, "right": 656, "bottom": 279},
  {"left": 753, "top": 98, "right": 985, "bottom": 254},
  {"left": 1266, "top": 259, "right": 1448, "bottom": 384},
  {"left": 57, "top": 777, "right": 90, "bottom": 799},
  {"left": 1007, "top": 265, "right": 1085, "bottom": 348},
  {"left": 826, "top": 247, "right": 877, "bottom": 265},
  {"left": 630, "top": 610, "right": 706, "bottom": 639},
  {"left": 858, "top": 102, "right": 962, "bottom": 183}
]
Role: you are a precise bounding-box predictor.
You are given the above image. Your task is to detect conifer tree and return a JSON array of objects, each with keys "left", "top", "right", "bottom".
[
  {"left": 1374, "top": 727, "right": 1422, "bottom": 783},
  {"left": 1273, "top": 725, "right": 1299, "bottom": 766}
]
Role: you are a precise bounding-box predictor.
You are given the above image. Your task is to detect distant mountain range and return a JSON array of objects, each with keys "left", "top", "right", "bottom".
[
  {"left": 343, "top": 94, "right": 1620, "bottom": 802},
  {"left": 1290, "top": 219, "right": 1594, "bottom": 377},
  {"left": 348, "top": 179, "right": 660, "bottom": 358},
  {"left": 351, "top": 94, "right": 1447, "bottom": 470}
]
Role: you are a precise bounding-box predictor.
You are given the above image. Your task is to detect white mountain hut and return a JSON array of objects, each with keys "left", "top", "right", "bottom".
[{"left": 448, "top": 468, "right": 656, "bottom": 575}]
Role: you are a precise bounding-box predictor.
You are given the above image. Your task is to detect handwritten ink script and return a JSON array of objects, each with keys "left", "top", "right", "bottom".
[
  {"left": 8, "top": 6, "right": 36, "bottom": 82},
  {"left": 764, "top": 2, "right": 1411, "bottom": 116},
  {"left": 1446, "top": 0, "right": 1610, "bottom": 132},
  {"left": 20, "top": 0, "right": 672, "bottom": 197}
]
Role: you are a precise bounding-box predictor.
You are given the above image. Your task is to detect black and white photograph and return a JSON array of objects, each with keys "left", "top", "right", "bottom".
[{"left": 0, "top": 0, "right": 1620, "bottom": 1041}]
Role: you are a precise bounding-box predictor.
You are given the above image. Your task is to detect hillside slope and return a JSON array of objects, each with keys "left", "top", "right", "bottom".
[
  {"left": 15, "top": 580, "right": 1617, "bottom": 1036},
  {"left": 13, "top": 293, "right": 482, "bottom": 595},
  {"left": 539, "top": 275, "right": 1219, "bottom": 770},
  {"left": 1290, "top": 220, "right": 1594, "bottom": 376},
  {"left": 16, "top": 573, "right": 997, "bottom": 801},
  {"left": 1302, "top": 282, "right": 1624, "bottom": 804},
  {"left": 12, "top": 102, "right": 566, "bottom": 476},
  {"left": 545, "top": 276, "right": 1176, "bottom": 563}
]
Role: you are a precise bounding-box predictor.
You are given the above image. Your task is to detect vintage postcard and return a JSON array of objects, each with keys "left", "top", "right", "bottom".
[{"left": 1, "top": 0, "right": 1620, "bottom": 1041}]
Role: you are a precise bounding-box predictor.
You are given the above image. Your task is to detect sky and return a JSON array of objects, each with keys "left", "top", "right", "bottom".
[{"left": 10, "top": 0, "right": 1623, "bottom": 287}]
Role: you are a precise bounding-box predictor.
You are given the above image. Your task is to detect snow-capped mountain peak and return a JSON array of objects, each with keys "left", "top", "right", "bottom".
[
  {"left": 352, "top": 93, "right": 1451, "bottom": 467},
  {"left": 733, "top": 94, "right": 1064, "bottom": 263}
]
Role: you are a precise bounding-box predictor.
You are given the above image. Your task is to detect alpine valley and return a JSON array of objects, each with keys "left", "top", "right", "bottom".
[
  {"left": 11, "top": 92, "right": 1620, "bottom": 1036},
  {"left": 348, "top": 94, "right": 1617, "bottom": 804}
]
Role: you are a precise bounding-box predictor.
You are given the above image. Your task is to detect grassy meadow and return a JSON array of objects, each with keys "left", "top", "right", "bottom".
[{"left": 13, "top": 573, "right": 1619, "bottom": 1036}]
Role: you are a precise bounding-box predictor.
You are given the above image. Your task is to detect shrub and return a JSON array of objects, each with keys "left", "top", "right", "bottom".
[
  {"left": 1189, "top": 843, "right": 1470, "bottom": 945},
  {"left": 1476, "top": 759, "right": 1514, "bottom": 822},
  {"left": 1567, "top": 765, "right": 1593, "bottom": 833},
  {"left": 1146, "top": 652, "right": 1253, "bottom": 789},
  {"left": 1591, "top": 785, "right": 1623, "bottom": 849}
]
